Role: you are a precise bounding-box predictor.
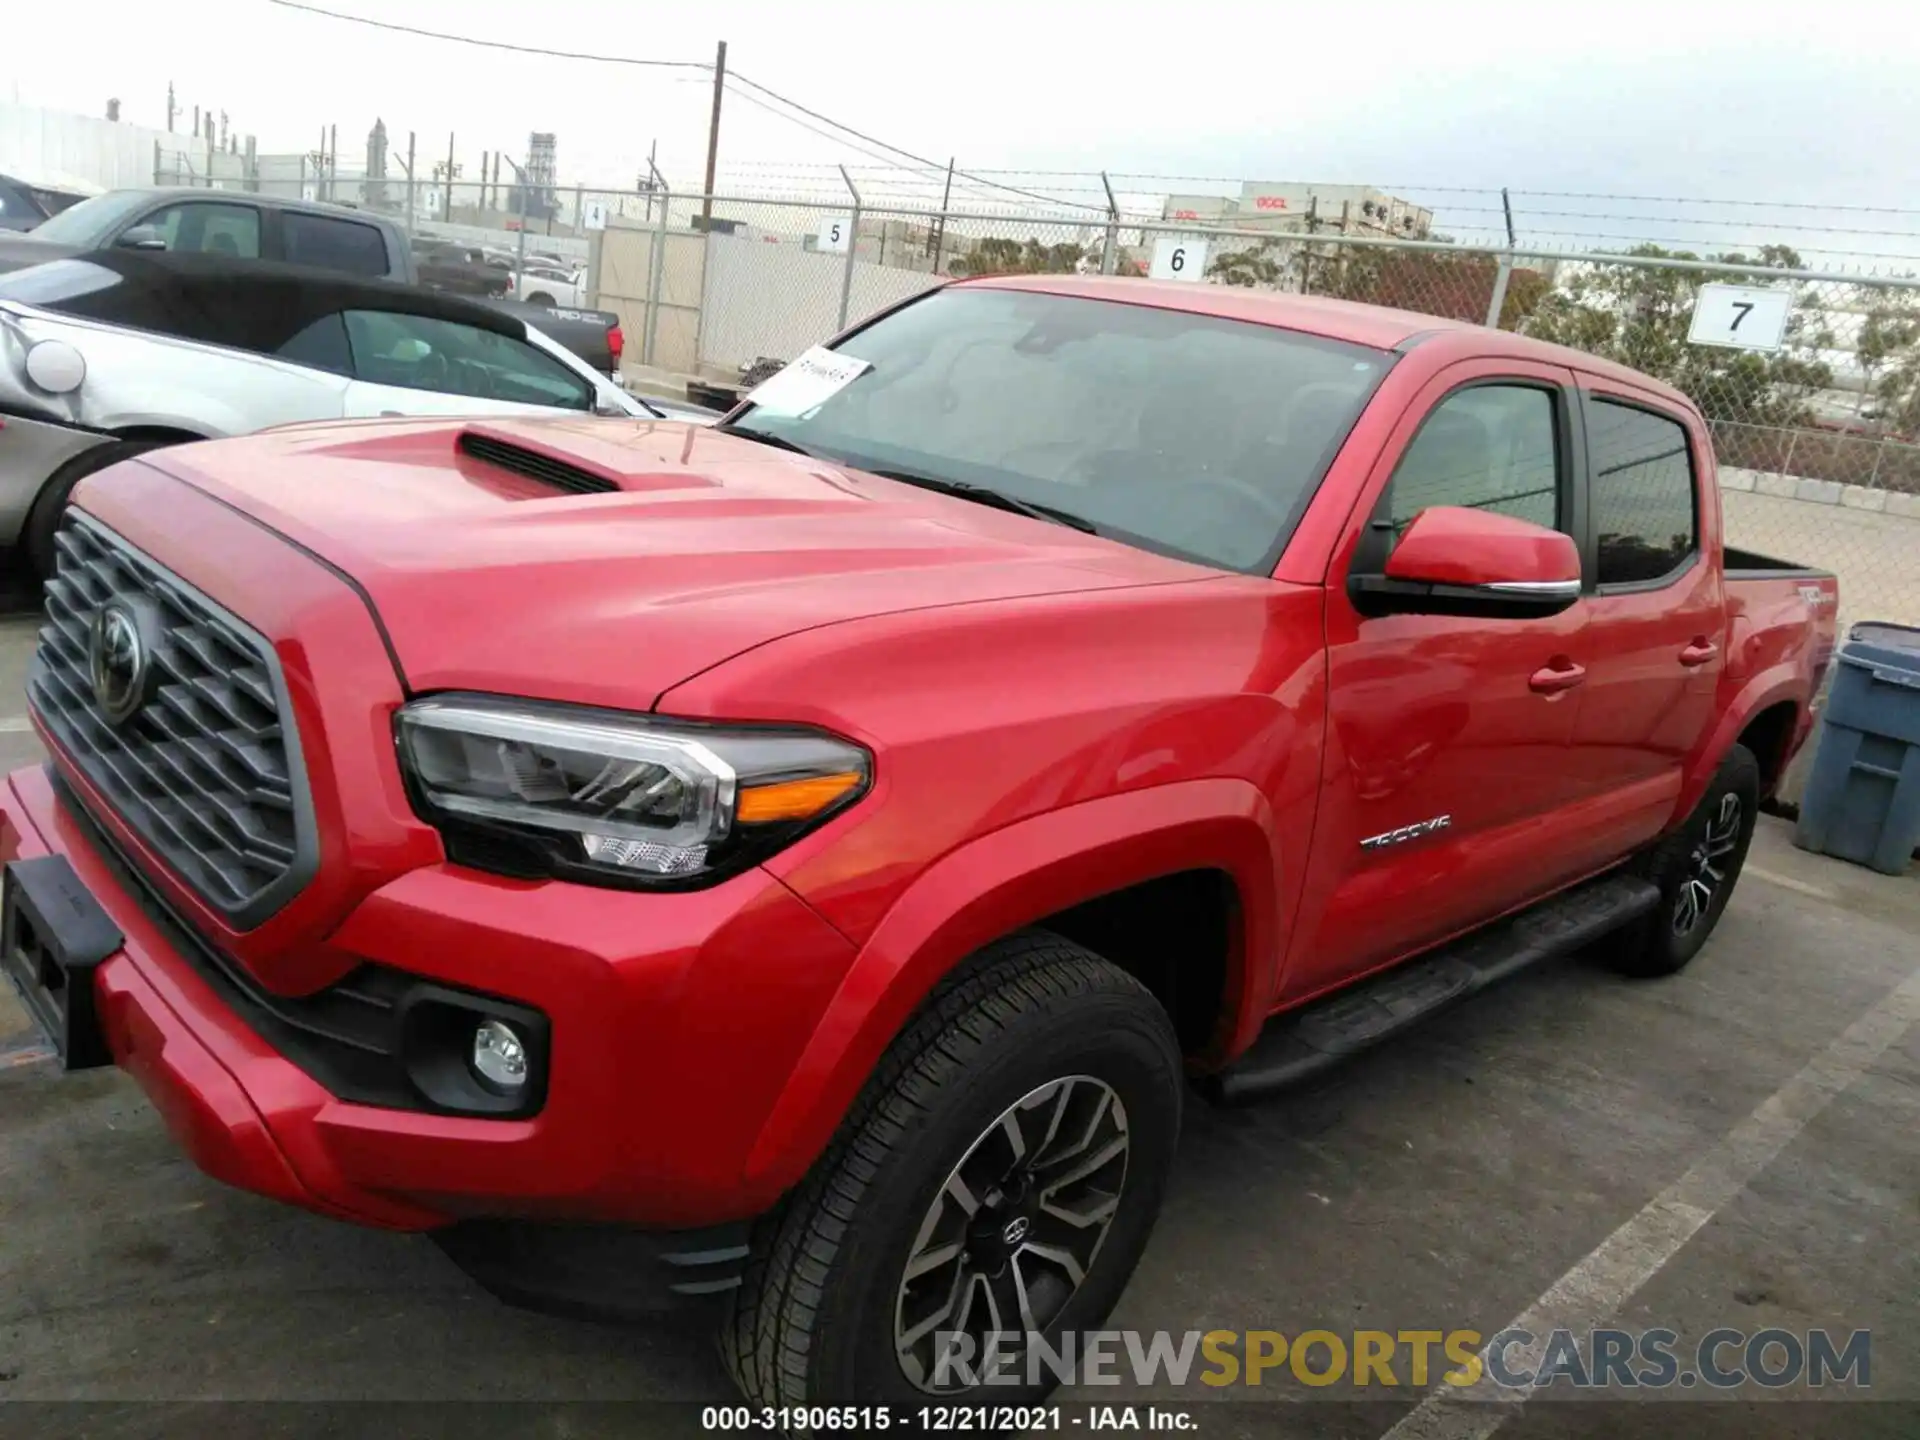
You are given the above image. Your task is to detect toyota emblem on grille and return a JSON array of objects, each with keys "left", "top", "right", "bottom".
[{"left": 90, "top": 600, "right": 156, "bottom": 725}]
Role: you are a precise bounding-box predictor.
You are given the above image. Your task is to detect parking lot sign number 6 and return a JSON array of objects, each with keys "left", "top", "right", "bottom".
[
  {"left": 1150, "top": 236, "right": 1208, "bottom": 282},
  {"left": 1688, "top": 283, "right": 1793, "bottom": 352}
]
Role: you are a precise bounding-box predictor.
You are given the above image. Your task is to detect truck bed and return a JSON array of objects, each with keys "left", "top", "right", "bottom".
[{"left": 1723, "top": 546, "right": 1840, "bottom": 714}]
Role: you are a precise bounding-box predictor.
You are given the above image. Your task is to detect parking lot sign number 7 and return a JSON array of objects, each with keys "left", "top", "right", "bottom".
[{"left": 1688, "top": 283, "right": 1793, "bottom": 352}]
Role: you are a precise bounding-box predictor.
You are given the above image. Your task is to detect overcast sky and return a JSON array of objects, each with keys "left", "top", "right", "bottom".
[{"left": 7, "top": 0, "right": 1917, "bottom": 254}]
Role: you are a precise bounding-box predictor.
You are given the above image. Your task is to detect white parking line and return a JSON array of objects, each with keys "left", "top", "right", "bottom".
[
  {"left": 0, "top": 716, "right": 32, "bottom": 733},
  {"left": 1380, "top": 963, "right": 1920, "bottom": 1440},
  {"left": 1746, "top": 865, "right": 1840, "bottom": 902}
]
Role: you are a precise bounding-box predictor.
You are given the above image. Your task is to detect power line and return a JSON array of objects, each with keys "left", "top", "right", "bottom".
[
  {"left": 264, "top": 0, "right": 1103, "bottom": 213},
  {"left": 265, "top": 0, "right": 710, "bottom": 67},
  {"left": 722, "top": 72, "right": 1105, "bottom": 214}
]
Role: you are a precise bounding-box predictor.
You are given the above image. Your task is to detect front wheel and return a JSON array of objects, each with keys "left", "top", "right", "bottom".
[
  {"left": 1615, "top": 743, "right": 1760, "bottom": 977},
  {"left": 721, "top": 932, "right": 1183, "bottom": 1406}
]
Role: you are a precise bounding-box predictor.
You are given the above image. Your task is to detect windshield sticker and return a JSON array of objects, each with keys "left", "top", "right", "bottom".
[{"left": 747, "top": 345, "right": 872, "bottom": 417}]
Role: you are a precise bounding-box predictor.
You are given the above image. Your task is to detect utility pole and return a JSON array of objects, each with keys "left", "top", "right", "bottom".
[
  {"left": 928, "top": 155, "right": 954, "bottom": 262},
  {"left": 447, "top": 132, "right": 457, "bottom": 216},
  {"left": 328, "top": 124, "right": 336, "bottom": 200},
  {"left": 699, "top": 39, "right": 727, "bottom": 231},
  {"left": 166, "top": 82, "right": 177, "bottom": 132}
]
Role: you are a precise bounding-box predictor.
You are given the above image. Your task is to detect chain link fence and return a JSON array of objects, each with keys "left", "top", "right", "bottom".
[{"left": 142, "top": 154, "right": 1920, "bottom": 635}]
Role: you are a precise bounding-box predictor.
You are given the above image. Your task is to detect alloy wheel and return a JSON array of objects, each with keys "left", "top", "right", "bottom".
[
  {"left": 894, "top": 1075, "right": 1130, "bottom": 1392},
  {"left": 1674, "top": 791, "right": 1742, "bottom": 937}
]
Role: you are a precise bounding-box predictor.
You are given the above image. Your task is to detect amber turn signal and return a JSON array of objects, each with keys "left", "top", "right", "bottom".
[{"left": 737, "top": 772, "right": 865, "bottom": 824}]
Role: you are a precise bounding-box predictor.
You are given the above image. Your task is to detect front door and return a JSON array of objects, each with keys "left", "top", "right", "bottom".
[{"left": 1282, "top": 360, "right": 1597, "bottom": 1004}]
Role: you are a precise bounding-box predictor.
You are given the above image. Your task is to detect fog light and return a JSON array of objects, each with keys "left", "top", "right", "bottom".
[{"left": 471, "top": 1019, "right": 529, "bottom": 1091}]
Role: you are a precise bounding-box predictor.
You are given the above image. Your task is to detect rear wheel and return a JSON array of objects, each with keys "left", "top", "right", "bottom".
[
  {"left": 1615, "top": 743, "right": 1760, "bottom": 977},
  {"left": 24, "top": 439, "right": 171, "bottom": 581},
  {"left": 721, "top": 931, "right": 1183, "bottom": 1405}
]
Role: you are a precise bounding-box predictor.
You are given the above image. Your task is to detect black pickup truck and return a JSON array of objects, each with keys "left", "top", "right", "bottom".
[{"left": 0, "top": 187, "right": 627, "bottom": 377}]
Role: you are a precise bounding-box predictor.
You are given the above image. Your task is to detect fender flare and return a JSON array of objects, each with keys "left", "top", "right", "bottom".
[
  {"left": 1671, "top": 665, "right": 1807, "bottom": 825},
  {"left": 742, "top": 777, "right": 1281, "bottom": 1192}
]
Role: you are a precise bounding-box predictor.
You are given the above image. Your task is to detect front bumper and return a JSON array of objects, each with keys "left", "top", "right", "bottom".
[
  {"left": 1, "top": 761, "right": 860, "bottom": 1240},
  {"left": 0, "top": 409, "right": 106, "bottom": 548}
]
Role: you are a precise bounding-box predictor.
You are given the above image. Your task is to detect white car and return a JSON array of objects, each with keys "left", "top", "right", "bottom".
[{"left": 0, "top": 248, "right": 708, "bottom": 579}]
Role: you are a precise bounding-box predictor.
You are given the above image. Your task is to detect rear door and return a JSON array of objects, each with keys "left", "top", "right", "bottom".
[
  {"left": 1562, "top": 384, "right": 1725, "bottom": 853},
  {"left": 1283, "top": 359, "right": 1597, "bottom": 1000},
  {"left": 336, "top": 308, "right": 597, "bottom": 418}
]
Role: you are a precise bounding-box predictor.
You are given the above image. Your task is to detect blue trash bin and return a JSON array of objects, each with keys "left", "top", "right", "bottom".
[{"left": 1794, "top": 622, "right": 1920, "bottom": 875}]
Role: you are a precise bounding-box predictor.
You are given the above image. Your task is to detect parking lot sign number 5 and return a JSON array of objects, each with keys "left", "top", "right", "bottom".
[
  {"left": 1150, "top": 236, "right": 1208, "bottom": 282},
  {"left": 817, "top": 215, "right": 853, "bottom": 254},
  {"left": 1689, "top": 283, "right": 1793, "bottom": 352}
]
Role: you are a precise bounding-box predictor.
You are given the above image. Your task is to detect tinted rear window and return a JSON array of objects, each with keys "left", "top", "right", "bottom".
[
  {"left": 283, "top": 213, "right": 391, "bottom": 277},
  {"left": 1588, "top": 400, "right": 1698, "bottom": 586}
]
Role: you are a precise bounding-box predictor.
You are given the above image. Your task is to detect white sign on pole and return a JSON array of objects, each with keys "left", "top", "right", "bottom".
[
  {"left": 1688, "top": 283, "right": 1793, "bottom": 352},
  {"left": 816, "top": 214, "right": 853, "bottom": 254},
  {"left": 300, "top": 183, "right": 318, "bottom": 203},
  {"left": 582, "top": 198, "right": 609, "bottom": 232},
  {"left": 1149, "top": 235, "right": 1208, "bottom": 282},
  {"left": 421, "top": 187, "right": 443, "bottom": 218}
]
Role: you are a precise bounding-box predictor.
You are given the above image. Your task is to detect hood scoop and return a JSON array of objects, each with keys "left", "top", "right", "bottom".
[{"left": 456, "top": 427, "right": 620, "bottom": 496}]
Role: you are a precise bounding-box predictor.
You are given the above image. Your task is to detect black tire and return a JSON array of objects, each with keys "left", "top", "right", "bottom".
[
  {"left": 527, "top": 292, "right": 555, "bottom": 307},
  {"left": 720, "top": 931, "right": 1183, "bottom": 1407},
  {"left": 1615, "top": 743, "right": 1760, "bottom": 977},
  {"left": 24, "top": 439, "right": 170, "bottom": 582}
]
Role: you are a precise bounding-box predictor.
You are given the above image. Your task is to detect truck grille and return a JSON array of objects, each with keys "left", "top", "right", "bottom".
[{"left": 27, "top": 512, "right": 315, "bottom": 929}]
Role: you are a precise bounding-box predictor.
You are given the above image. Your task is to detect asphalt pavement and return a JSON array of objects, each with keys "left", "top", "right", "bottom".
[{"left": 0, "top": 605, "right": 1914, "bottom": 1440}]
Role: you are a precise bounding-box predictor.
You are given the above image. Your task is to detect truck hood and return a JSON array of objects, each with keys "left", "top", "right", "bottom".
[{"left": 141, "top": 416, "right": 1207, "bottom": 707}]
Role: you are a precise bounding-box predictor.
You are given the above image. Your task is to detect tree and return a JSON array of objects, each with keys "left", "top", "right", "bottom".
[
  {"left": 1317, "top": 246, "right": 1549, "bottom": 329},
  {"left": 950, "top": 236, "right": 1094, "bottom": 278},
  {"left": 1207, "top": 238, "right": 1288, "bottom": 288},
  {"left": 1521, "top": 244, "right": 1833, "bottom": 428},
  {"left": 1854, "top": 285, "right": 1920, "bottom": 438}
]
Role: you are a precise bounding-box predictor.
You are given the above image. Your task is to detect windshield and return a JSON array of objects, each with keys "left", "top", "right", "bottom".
[
  {"left": 26, "top": 190, "right": 150, "bottom": 245},
  {"left": 726, "top": 288, "right": 1391, "bottom": 573}
]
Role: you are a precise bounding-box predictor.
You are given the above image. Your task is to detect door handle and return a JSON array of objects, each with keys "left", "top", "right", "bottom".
[
  {"left": 1679, "top": 640, "right": 1719, "bottom": 667},
  {"left": 1529, "top": 661, "right": 1587, "bottom": 694}
]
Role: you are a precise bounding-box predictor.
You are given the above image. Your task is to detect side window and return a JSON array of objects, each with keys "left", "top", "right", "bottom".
[
  {"left": 1588, "top": 400, "right": 1697, "bottom": 586},
  {"left": 277, "top": 313, "right": 354, "bottom": 376},
  {"left": 136, "top": 202, "right": 262, "bottom": 258},
  {"left": 1388, "top": 385, "right": 1561, "bottom": 535},
  {"left": 283, "top": 213, "right": 390, "bottom": 278},
  {"left": 341, "top": 310, "right": 593, "bottom": 411}
]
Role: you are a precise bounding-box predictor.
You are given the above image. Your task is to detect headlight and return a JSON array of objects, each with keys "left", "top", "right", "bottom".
[{"left": 395, "top": 694, "right": 870, "bottom": 888}]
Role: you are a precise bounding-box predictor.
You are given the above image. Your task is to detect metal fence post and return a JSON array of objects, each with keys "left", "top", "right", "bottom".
[
  {"left": 837, "top": 166, "right": 862, "bottom": 331},
  {"left": 644, "top": 185, "right": 670, "bottom": 369},
  {"left": 152, "top": 139, "right": 162, "bottom": 186},
  {"left": 1485, "top": 254, "right": 1514, "bottom": 328},
  {"left": 1100, "top": 172, "right": 1119, "bottom": 276},
  {"left": 1484, "top": 188, "right": 1519, "bottom": 329}
]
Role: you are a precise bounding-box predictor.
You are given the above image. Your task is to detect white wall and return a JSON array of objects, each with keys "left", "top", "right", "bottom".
[
  {"left": 0, "top": 101, "right": 168, "bottom": 190},
  {"left": 699, "top": 233, "right": 941, "bottom": 371}
]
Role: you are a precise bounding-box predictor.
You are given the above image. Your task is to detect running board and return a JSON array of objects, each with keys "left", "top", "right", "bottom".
[{"left": 1203, "top": 872, "right": 1662, "bottom": 1105}]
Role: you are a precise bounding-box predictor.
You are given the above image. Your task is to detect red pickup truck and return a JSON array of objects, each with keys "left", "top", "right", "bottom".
[{"left": 2, "top": 276, "right": 1837, "bottom": 1405}]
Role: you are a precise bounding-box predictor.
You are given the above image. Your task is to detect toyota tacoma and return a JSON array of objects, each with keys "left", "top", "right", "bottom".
[{"left": 1, "top": 276, "right": 1837, "bottom": 1405}]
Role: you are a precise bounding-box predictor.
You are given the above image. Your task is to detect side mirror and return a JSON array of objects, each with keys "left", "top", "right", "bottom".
[
  {"left": 116, "top": 224, "right": 167, "bottom": 251},
  {"left": 1353, "top": 506, "right": 1581, "bottom": 617}
]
